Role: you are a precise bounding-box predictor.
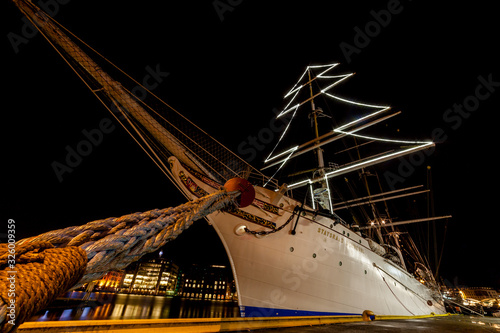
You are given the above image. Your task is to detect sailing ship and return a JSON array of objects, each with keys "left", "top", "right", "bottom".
[{"left": 13, "top": 0, "right": 449, "bottom": 318}]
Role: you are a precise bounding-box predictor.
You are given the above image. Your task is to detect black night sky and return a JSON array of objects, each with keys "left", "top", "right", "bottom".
[{"left": 3, "top": 1, "right": 499, "bottom": 289}]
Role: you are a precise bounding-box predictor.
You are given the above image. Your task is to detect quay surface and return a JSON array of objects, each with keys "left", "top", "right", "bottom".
[
  {"left": 17, "top": 313, "right": 500, "bottom": 332},
  {"left": 251, "top": 315, "right": 500, "bottom": 332}
]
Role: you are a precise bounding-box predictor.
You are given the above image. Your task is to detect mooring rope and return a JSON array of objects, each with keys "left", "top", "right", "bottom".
[
  {"left": 0, "top": 187, "right": 239, "bottom": 332},
  {"left": 0, "top": 242, "right": 87, "bottom": 333}
]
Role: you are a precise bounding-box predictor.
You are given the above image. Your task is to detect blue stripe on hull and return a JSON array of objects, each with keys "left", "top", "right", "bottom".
[{"left": 241, "top": 306, "right": 360, "bottom": 317}]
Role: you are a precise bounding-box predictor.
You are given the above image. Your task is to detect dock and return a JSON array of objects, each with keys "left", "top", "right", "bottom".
[{"left": 17, "top": 313, "right": 458, "bottom": 332}]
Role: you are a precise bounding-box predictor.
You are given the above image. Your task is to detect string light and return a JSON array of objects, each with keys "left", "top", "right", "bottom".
[
  {"left": 307, "top": 63, "right": 339, "bottom": 69},
  {"left": 315, "top": 63, "right": 340, "bottom": 77},
  {"left": 325, "top": 175, "right": 334, "bottom": 213},
  {"left": 264, "top": 145, "right": 298, "bottom": 163},
  {"left": 279, "top": 89, "right": 301, "bottom": 117},
  {"left": 288, "top": 178, "right": 312, "bottom": 189},
  {"left": 333, "top": 129, "right": 433, "bottom": 145},
  {"left": 334, "top": 107, "right": 391, "bottom": 132},
  {"left": 277, "top": 103, "right": 300, "bottom": 119},
  {"left": 320, "top": 73, "right": 354, "bottom": 94},
  {"left": 265, "top": 104, "right": 300, "bottom": 164},
  {"left": 284, "top": 68, "right": 309, "bottom": 98},
  {"left": 284, "top": 63, "right": 339, "bottom": 98},
  {"left": 264, "top": 63, "right": 434, "bottom": 191},
  {"left": 318, "top": 74, "right": 353, "bottom": 79},
  {"left": 310, "top": 184, "right": 316, "bottom": 210},
  {"left": 323, "top": 143, "right": 434, "bottom": 179},
  {"left": 323, "top": 92, "right": 390, "bottom": 109},
  {"left": 263, "top": 146, "right": 299, "bottom": 187}
]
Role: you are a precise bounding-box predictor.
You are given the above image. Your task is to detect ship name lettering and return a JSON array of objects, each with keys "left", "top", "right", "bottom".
[
  {"left": 317, "top": 227, "right": 340, "bottom": 241},
  {"left": 317, "top": 227, "right": 364, "bottom": 253},
  {"left": 346, "top": 242, "right": 364, "bottom": 254}
]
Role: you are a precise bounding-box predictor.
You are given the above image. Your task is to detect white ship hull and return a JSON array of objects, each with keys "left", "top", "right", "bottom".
[{"left": 169, "top": 157, "right": 446, "bottom": 318}]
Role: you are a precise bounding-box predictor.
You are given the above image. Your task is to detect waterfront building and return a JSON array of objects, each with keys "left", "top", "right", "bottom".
[
  {"left": 460, "top": 287, "right": 499, "bottom": 300},
  {"left": 94, "top": 270, "right": 125, "bottom": 292},
  {"left": 179, "top": 264, "right": 235, "bottom": 300},
  {"left": 121, "top": 258, "right": 179, "bottom": 295}
]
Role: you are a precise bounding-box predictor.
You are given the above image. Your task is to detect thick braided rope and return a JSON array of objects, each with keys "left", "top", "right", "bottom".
[
  {"left": 0, "top": 188, "right": 238, "bottom": 330},
  {"left": 0, "top": 242, "right": 87, "bottom": 332},
  {"left": 18, "top": 188, "right": 238, "bottom": 286}
]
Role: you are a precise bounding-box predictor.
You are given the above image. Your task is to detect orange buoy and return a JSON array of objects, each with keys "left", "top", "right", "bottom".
[{"left": 224, "top": 178, "right": 255, "bottom": 208}]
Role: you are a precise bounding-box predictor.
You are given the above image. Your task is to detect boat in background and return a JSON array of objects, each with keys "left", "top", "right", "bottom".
[{"left": 13, "top": 0, "right": 450, "bottom": 318}]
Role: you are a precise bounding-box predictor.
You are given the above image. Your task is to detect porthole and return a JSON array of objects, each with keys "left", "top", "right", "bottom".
[
  {"left": 343, "top": 230, "right": 345, "bottom": 235},
  {"left": 312, "top": 253, "right": 316, "bottom": 258},
  {"left": 290, "top": 247, "right": 294, "bottom": 252},
  {"left": 347, "top": 232, "right": 350, "bottom": 237},
  {"left": 364, "top": 270, "right": 367, "bottom": 275},
  {"left": 339, "top": 261, "right": 343, "bottom": 266}
]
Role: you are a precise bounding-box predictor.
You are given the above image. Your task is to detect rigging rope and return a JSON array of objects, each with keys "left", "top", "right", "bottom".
[{"left": 0, "top": 187, "right": 239, "bottom": 331}]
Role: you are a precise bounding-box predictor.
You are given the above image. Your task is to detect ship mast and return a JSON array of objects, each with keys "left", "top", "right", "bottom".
[
  {"left": 307, "top": 68, "right": 325, "bottom": 172},
  {"left": 307, "top": 68, "right": 334, "bottom": 212}
]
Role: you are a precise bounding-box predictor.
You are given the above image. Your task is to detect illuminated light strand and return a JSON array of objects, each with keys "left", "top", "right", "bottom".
[
  {"left": 264, "top": 145, "right": 299, "bottom": 164},
  {"left": 263, "top": 146, "right": 299, "bottom": 187},
  {"left": 284, "top": 63, "right": 338, "bottom": 98},
  {"left": 275, "top": 108, "right": 298, "bottom": 147},
  {"left": 324, "top": 92, "right": 390, "bottom": 109},
  {"left": 323, "top": 143, "right": 434, "bottom": 179},
  {"left": 266, "top": 63, "right": 435, "bottom": 194},
  {"left": 317, "top": 74, "right": 353, "bottom": 79},
  {"left": 283, "top": 68, "right": 349, "bottom": 117},
  {"left": 335, "top": 107, "right": 391, "bottom": 132},
  {"left": 324, "top": 175, "right": 334, "bottom": 213},
  {"left": 309, "top": 184, "right": 316, "bottom": 209},
  {"left": 288, "top": 178, "right": 312, "bottom": 189},
  {"left": 284, "top": 68, "right": 309, "bottom": 98},
  {"left": 307, "top": 63, "right": 339, "bottom": 69},
  {"left": 268, "top": 106, "right": 394, "bottom": 171},
  {"left": 282, "top": 80, "right": 357, "bottom": 119},
  {"left": 269, "top": 68, "right": 377, "bottom": 171},
  {"left": 277, "top": 89, "right": 301, "bottom": 119},
  {"left": 333, "top": 129, "right": 433, "bottom": 145},
  {"left": 320, "top": 74, "right": 354, "bottom": 94},
  {"left": 315, "top": 63, "right": 339, "bottom": 78},
  {"left": 284, "top": 84, "right": 304, "bottom": 100},
  {"left": 265, "top": 104, "right": 301, "bottom": 172},
  {"left": 288, "top": 142, "right": 433, "bottom": 190},
  {"left": 277, "top": 103, "right": 300, "bottom": 118},
  {"left": 284, "top": 89, "right": 301, "bottom": 110}
]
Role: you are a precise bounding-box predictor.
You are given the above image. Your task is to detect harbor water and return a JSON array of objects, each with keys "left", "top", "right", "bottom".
[
  {"left": 26, "top": 292, "right": 500, "bottom": 332},
  {"left": 28, "top": 291, "right": 239, "bottom": 322}
]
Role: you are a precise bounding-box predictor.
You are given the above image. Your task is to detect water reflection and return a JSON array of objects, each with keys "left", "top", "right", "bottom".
[{"left": 29, "top": 291, "right": 240, "bottom": 322}]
